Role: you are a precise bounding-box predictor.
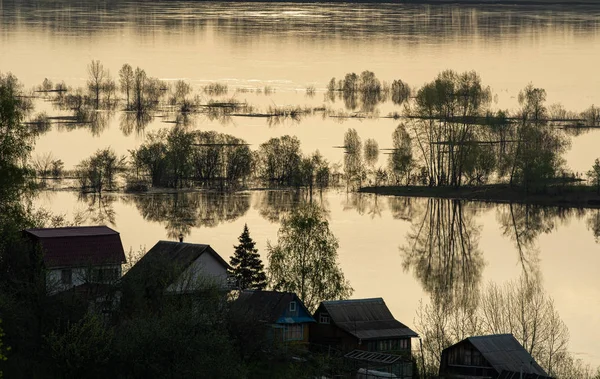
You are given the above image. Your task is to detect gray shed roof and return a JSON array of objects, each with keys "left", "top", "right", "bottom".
[
  {"left": 320, "top": 298, "right": 418, "bottom": 340},
  {"left": 122, "top": 241, "right": 230, "bottom": 290},
  {"left": 459, "top": 334, "right": 550, "bottom": 376}
]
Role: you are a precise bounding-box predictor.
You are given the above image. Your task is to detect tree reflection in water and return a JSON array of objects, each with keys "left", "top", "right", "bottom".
[
  {"left": 253, "top": 189, "right": 329, "bottom": 223},
  {"left": 76, "top": 193, "right": 117, "bottom": 226},
  {"left": 341, "top": 192, "right": 384, "bottom": 219},
  {"left": 496, "top": 204, "right": 586, "bottom": 279},
  {"left": 401, "top": 198, "right": 485, "bottom": 311},
  {"left": 126, "top": 192, "right": 250, "bottom": 239},
  {"left": 587, "top": 209, "right": 600, "bottom": 243},
  {"left": 119, "top": 111, "right": 152, "bottom": 137}
]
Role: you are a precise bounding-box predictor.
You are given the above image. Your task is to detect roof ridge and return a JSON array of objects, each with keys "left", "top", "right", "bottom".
[{"left": 323, "top": 297, "right": 384, "bottom": 304}]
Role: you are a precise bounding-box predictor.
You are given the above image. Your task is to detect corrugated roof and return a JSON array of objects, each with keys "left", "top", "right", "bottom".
[
  {"left": 458, "top": 334, "right": 549, "bottom": 376},
  {"left": 122, "top": 241, "right": 229, "bottom": 290},
  {"left": 24, "top": 226, "right": 126, "bottom": 268},
  {"left": 321, "top": 298, "right": 418, "bottom": 340},
  {"left": 233, "top": 290, "right": 314, "bottom": 324}
]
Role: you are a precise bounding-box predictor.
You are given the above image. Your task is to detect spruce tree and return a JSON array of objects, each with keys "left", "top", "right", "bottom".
[{"left": 229, "top": 224, "right": 267, "bottom": 290}]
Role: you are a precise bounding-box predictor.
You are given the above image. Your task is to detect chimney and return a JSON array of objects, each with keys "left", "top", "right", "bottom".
[{"left": 178, "top": 234, "right": 183, "bottom": 243}]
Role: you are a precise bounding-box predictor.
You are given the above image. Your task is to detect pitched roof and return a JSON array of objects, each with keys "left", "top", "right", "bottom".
[
  {"left": 24, "top": 226, "right": 126, "bottom": 268},
  {"left": 121, "top": 241, "right": 230, "bottom": 290},
  {"left": 233, "top": 290, "right": 314, "bottom": 324},
  {"left": 450, "top": 334, "right": 550, "bottom": 376},
  {"left": 320, "top": 298, "right": 418, "bottom": 340}
]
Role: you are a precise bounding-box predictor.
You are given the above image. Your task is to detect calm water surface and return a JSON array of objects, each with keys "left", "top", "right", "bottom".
[{"left": 3, "top": 0, "right": 600, "bottom": 366}]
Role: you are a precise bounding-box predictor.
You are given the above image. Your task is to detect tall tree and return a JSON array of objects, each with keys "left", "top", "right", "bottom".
[
  {"left": 267, "top": 204, "right": 353, "bottom": 312},
  {"left": 229, "top": 224, "right": 267, "bottom": 290},
  {"left": 87, "top": 60, "right": 107, "bottom": 109},
  {"left": 119, "top": 63, "right": 134, "bottom": 108},
  {"left": 588, "top": 158, "right": 600, "bottom": 194}
]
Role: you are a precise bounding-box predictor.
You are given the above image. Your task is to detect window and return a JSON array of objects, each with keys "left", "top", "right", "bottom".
[
  {"left": 284, "top": 324, "right": 303, "bottom": 341},
  {"left": 319, "top": 313, "right": 330, "bottom": 324},
  {"left": 289, "top": 301, "right": 296, "bottom": 312},
  {"left": 464, "top": 348, "right": 472, "bottom": 365},
  {"left": 378, "top": 340, "right": 389, "bottom": 351},
  {"left": 61, "top": 269, "right": 72, "bottom": 285},
  {"left": 400, "top": 339, "right": 409, "bottom": 350}
]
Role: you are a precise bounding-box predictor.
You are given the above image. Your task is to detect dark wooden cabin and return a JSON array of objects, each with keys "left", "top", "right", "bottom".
[
  {"left": 439, "top": 334, "right": 553, "bottom": 379},
  {"left": 310, "top": 298, "right": 418, "bottom": 354},
  {"left": 232, "top": 290, "right": 315, "bottom": 345}
]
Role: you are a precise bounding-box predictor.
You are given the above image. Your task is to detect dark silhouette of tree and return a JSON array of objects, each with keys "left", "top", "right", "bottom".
[
  {"left": 119, "top": 64, "right": 134, "bottom": 108},
  {"left": 228, "top": 224, "right": 267, "bottom": 290},
  {"left": 267, "top": 203, "right": 353, "bottom": 312},
  {"left": 87, "top": 60, "right": 107, "bottom": 109},
  {"left": 587, "top": 158, "right": 600, "bottom": 194}
]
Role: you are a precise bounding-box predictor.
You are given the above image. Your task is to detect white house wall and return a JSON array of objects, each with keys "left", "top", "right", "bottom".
[
  {"left": 46, "top": 265, "right": 122, "bottom": 295},
  {"left": 166, "top": 252, "right": 228, "bottom": 293}
]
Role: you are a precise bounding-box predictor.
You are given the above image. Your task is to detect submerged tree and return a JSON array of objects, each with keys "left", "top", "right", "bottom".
[
  {"left": 257, "top": 135, "right": 302, "bottom": 186},
  {"left": 267, "top": 203, "right": 353, "bottom": 312},
  {"left": 587, "top": 158, "right": 600, "bottom": 194},
  {"left": 507, "top": 84, "right": 570, "bottom": 192},
  {"left": 343, "top": 128, "right": 364, "bottom": 188},
  {"left": 76, "top": 148, "right": 126, "bottom": 194},
  {"left": 87, "top": 60, "right": 108, "bottom": 109},
  {"left": 229, "top": 224, "right": 267, "bottom": 290},
  {"left": 388, "top": 124, "right": 413, "bottom": 185},
  {"left": 119, "top": 63, "right": 134, "bottom": 108}
]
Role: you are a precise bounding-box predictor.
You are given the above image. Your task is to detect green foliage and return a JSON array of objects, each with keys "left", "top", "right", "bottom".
[
  {"left": 389, "top": 124, "right": 413, "bottom": 185},
  {"left": 257, "top": 135, "right": 302, "bottom": 186},
  {"left": 76, "top": 148, "right": 126, "bottom": 193},
  {"left": 509, "top": 84, "right": 570, "bottom": 192},
  {"left": 0, "top": 319, "right": 8, "bottom": 378},
  {"left": 343, "top": 128, "right": 364, "bottom": 187},
  {"left": 267, "top": 203, "right": 353, "bottom": 312},
  {"left": 587, "top": 158, "right": 600, "bottom": 194},
  {"left": 131, "top": 128, "right": 252, "bottom": 189},
  {"left": 229, "top": 224, "right": 267, "bottom": 290},
  {"left": 118, "top": 63, "right": 134, "bottom": 107},
  {"left": 114, "top": 293, "right": 246, "bottom": 379},
  {"left": 45, "top": 314, "right": 114, "bottom": 379},
  {"left": 299, "top": 150, "right": 330, "bottom": 191}
]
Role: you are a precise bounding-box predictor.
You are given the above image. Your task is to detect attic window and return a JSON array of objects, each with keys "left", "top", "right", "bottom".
[
  {"left": 289, "top": 301, "right": 297, "bottom": 312},
  {"left": 319, "top": 313, "right": 330, "bottom": 324}
]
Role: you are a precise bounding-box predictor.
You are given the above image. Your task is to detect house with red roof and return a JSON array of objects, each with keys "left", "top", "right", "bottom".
[{"left": 24, "top": 225, "right": 127, "bottom": 295}]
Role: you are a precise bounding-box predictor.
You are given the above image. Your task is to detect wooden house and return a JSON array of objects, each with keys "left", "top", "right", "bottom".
[
  {"left": 232, "top": 290, "right": 315, "bottom": 345},
  {"left": 24, "top": 226, "right": 126, "bottom": 295},
  {"left": 310, "top": 298, "right": 418, "bottom": 354},
  {"left": 121, "top": 241, "right": 233, "bottom": 312},
  {"left": 439, "top": 334, "right": 553, "bottom": 379}
]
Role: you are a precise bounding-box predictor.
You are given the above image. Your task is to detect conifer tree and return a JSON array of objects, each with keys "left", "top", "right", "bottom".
[{"left": 229, "top": 224, "right": 267, "bottom": 290}]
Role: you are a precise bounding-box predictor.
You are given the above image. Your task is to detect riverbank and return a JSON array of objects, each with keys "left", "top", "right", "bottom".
[{"left": 359, "top": 184, "right": 600, "bottom": 208}]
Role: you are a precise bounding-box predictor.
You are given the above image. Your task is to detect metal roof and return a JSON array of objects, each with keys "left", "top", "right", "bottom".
[
  {"left": 320, "top": 298, "right": 418, "bottom": 340},
  {"left": 24, "top": 226, "right": 126, "bottom": 268},
  {"left": 447, "top": 334, "right": 550, "bottom": 377}
]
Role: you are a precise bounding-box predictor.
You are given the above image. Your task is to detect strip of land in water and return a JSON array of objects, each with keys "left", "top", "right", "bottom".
[{"left": 360, "top": 184, "right": 600, "bottom": 208}]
